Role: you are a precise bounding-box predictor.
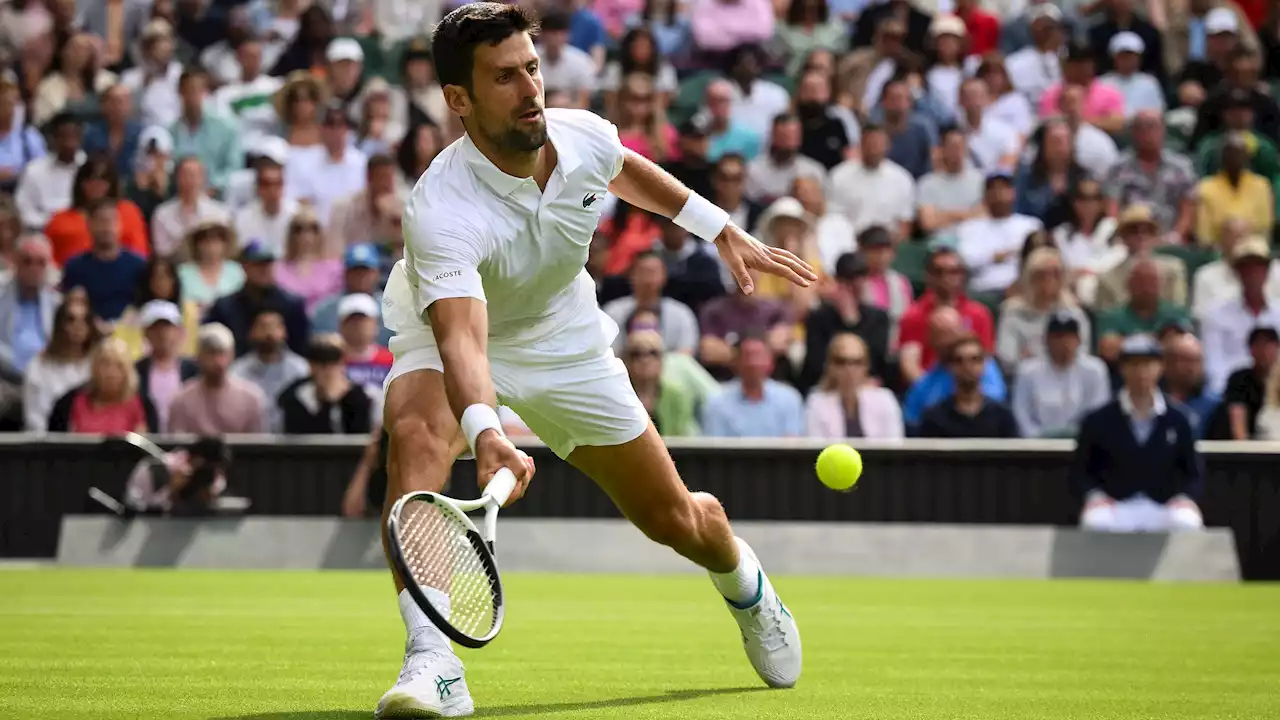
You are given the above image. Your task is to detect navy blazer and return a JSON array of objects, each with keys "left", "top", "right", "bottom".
[
  {"left": 204, "top": 286, "right": 310, "bottom": 357},
  {"left": 1072, "top": 399, "right": 1204, "bottom": 503}
]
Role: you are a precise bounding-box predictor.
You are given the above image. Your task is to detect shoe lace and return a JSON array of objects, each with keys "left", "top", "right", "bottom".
[
  {"left": 399, "top": 649, "right": 455, "bottom": 683},
  {"left": 746, "top": 603, "right": 789, "bottom": 652}
]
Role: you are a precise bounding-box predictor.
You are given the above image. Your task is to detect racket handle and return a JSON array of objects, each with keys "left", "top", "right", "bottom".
[{"left": 483, "top": 468, "right": 518, "bottom": 507}]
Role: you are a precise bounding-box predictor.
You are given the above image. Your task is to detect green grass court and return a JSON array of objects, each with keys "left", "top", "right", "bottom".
[{"left": 2, "top": 570, "right": 1277, "bottom": 719}]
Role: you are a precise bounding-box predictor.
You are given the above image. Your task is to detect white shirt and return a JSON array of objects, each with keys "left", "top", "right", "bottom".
[
  {"left": 388, "top": 108, "right": 624, "bottom": 358},
  {"left": 729, "top": 79, "right": 792, "bottom": 141},
  {"left": 963, "top": 114, "right": 1020, "bottom": 172},
  {"left": 815, "top": 212, "right": 856, "bottom": 273},
  {"left": 926, "top": 65, "right": 963, "bottom": 117},
  {"left": 1075, "top": 123, "right": 1119, "bottom": 179},
  {"left": 862, "top": 58, "right": 897, "bottom": 115},
  {"left": 285, "top": 145, "right": 368, "bottom": 227},
  {"left": 988, "top": 92, "right": 1036, "bottom": 138},
  {"left": 826, "top": 159, "right": 915, "bottom": 234},
  {"left": 213, "top": 74, "right": 285, "bottom": 151},
  {"left": 120, "top": 61, "right": 183, "bottom": 128},
  {"left": 1191, "top": 259, "right": 1280, "bottom": 324},
  {"left": 744, "top": 153, "right": 826, "bottom": 204},
  {"left": 956, "top": 213, "right": 1044, "bottom": 293},
  {"left": 537, "top": 44, "right": 598, "bottom": 94},
  {"left": 151, "top": 196, "right": 233, "bottom": 258},
  {"left": 13, "top": 152, "right": 84, "bottom": 229},
  {"left": 235, "top": 197, "right": 300, "bottom": 258},
  {"left": 1005, "top": 46, "right": 1062, "bottom": 107},
  {"left": 1201, "top": 297, "right": 1280, "bottom": 394}
]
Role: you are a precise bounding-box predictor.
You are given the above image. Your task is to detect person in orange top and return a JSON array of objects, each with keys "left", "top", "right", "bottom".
[{"left": 44, "top": 152, "right": 149, "bottom": 267}]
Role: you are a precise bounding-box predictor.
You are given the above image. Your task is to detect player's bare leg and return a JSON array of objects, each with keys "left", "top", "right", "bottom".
[
  {"left": 568, "top": 423, "right": 802, "bottom": 688},
  {"left": 377, "top": 369, "right": 475, "bottom": 719}
]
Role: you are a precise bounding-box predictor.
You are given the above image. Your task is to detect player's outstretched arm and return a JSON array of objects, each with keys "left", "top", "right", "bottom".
[
  {"left": 607, "top": 149, "right": 818, "bottom": 294},
  {"left": 426, "top": 298, "right": 534, "bottom": 503}
]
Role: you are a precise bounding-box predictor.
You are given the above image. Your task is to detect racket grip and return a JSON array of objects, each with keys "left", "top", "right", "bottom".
[{"left": 483, "top": 468, "right": 518, "bottom": 507}]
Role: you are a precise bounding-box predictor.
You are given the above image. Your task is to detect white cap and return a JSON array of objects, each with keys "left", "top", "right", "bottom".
[
  {"left": 1205, "top": 7, "right": 1239, "bottom": 35},
  {"left": 1108, "top": 31, "right": 1145, "bottom": 56},
  {"left": 253, "top": 135, "right": 290, "bottom": 166},
  {"left": 139, "top": 299, "right": 182, "bottom": 328},
  {"left": 337, "top": 293, "right": 379, "bottom": 321},
  {"left": 326, "top": 38, "right": 364, "bottom": 64},
  {"left": 1028, "top": 3, "right": 1062, "bottom": 23},
  {"left": 197, "top": 323, "right": 235, "bottom": 352},
  {"left": 930, "top": 14, "right": 967, "bottom": 38},
  {"left": 139, "top": 125, "right": 174, "bottom": 155}
]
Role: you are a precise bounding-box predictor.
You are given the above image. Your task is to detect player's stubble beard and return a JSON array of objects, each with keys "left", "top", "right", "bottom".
[{"left": 487, "top": 101, "right": 548, "bottom": 155}]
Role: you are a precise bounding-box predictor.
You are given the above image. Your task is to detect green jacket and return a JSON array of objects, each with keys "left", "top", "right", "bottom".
[
  {"left": 1196, "top": 131, "right": 1280, "bottom": 181},
  {"left": 1096, "top": 301, "right": 1190, "bottom": 338}
]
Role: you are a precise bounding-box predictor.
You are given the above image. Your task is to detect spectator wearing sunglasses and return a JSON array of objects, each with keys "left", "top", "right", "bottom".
[
  {"left": 805, "top": 332, "right": 903, "bottom": 439},
  {"left": 917, "top": 335, "right": 1018, "bottom": 438},
  {"left": 623, "top": 329, "right": 699, "bottom": 437},
  {"left": 897, "top": 245, "right": 995, "bottom": 387}
]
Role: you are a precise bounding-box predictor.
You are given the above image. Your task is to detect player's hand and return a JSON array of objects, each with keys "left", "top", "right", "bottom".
[
  {"left": 475, "top": 430, "right": 535, "bottom": 507},
  {"left": 713, "top": 224, "right": 818, "bottom": 295}
]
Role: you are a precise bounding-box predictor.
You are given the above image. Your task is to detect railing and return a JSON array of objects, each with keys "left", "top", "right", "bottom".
[{"left": 2, "top": 435, "right": 1277, "bottom": 579}]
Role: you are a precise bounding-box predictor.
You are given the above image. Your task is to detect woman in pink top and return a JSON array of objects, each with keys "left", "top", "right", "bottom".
[
  {"left": 1037, "top": 43, "right": 1125, "bottom": 134},
  {"left": 857, "top": 227, "right": 914, "bottom": 340},
  {"left": 53, "top": 338, "right": 152, "bottom": 435},
  {"left": 274, "top": 208, "right": 344, "bottom": 312},
  {"left": 613, "top": 73, "right": 678, "bottom": 162},
  {"left": 804, "top": 333, "right": 904, "bottom": 439}
]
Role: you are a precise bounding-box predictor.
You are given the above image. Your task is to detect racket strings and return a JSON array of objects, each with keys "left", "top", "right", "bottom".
[{"left": 398, "top": 499, "right": 499, "bottom": 638}]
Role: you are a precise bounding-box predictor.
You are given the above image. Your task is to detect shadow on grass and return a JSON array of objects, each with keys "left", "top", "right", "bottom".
[{"left": 211, "top": 686, "right": 769, "bottom": 720}]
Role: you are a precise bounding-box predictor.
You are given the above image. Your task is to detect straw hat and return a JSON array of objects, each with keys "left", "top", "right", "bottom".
[{"left": 273, "top": 70, "right": 330, "bottom": 123}]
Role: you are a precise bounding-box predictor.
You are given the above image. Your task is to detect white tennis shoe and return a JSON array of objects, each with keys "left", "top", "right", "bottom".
[
  {"left": 723, "top": 544, "right": 803, "bottom": 689},
  {"left": 375, "top": 645, "right": 474, "bottom": 718}
]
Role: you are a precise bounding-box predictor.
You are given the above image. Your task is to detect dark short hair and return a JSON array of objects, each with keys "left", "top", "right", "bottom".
[
  {"left": 734, "top": 330, "right": 769, "bottom": 351},
  {"left": 432, "top": 2, "right": 540, "bottom": 90},
  {"left": 306, "top": 336, "right": 346, "bottom": 365},
  {"left": 539, "top": 9, "right": 571, "bottom": 32},
  {"left": 249, "top": 305, "right": 285, "bottom": 327},
  {"left": 772, "top": 112, "right": 799, "bottom": 127},
  {"left": 1249, "top": 326, "right": 1280, "bottom": 346},
  {"left": 945, "top": 334, "right": 984, "bottom": 364},
  {"left": 630, "top": 249, "right": 662, "bottom": 269},
  {"left": 178, "top": 67, "right": 208, "bottom": 89},
  {"left": 189, "top": 436, "right": 231, "bottom": 466},
  {"left": 939, "top": 124, "right": 964, "bottom": 141},
  {"left": 367, "top": 153, "right": 396, "bottom": 172},
  {"left": 861, "top": 122, "right": 886, "bottom": 136},
  {"left": 715, "top": 153, "right": 747, "bottom": 171}
]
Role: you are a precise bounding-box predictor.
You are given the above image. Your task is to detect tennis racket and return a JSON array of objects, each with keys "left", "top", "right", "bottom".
[{"left": 386, "top": 468, "right": 518, "bottom": 649}]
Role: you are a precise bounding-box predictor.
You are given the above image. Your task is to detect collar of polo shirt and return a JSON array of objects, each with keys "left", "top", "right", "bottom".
[
  {"left": 1119, "top": 389, "right": 1167, "bottom": 418},
  {"left": 460, "top": 120, "right": 583, "bottom": 197}
]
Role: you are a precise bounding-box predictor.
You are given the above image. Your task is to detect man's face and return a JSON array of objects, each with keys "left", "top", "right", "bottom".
[
  {"left": 861, "top": 130, "right": 887, "bottom": 166},
  {"left": 941, "top": 131, "right": 967, "bottom": 168},
  {"left": 881, "top": 82, "right": 911, "bottom": 120},
  {"left": 1114, "top": 50, "right": 1141, "bottom": 75},
  {"left": 1031, "top": 17, "right": 1063, "bottom": 47},
  {"left": 984, "top": 180, "right": 1014, "bottom": 216},
  {"left": 1225, "top": 105, "right": 1255, "bottom": 131},
  {"left": 1222, "top": 142, "right": 1249, "bottom": 173},
  {"left": 238, "top": 40, "right": 263, "bottom": 79},
  {"left": 102, "top": 85, "right": 131, "bottom": 124},
  {"left": 180, "top": 74, "right": 207, "bottom": 114},
  {"left": 0, "top": 85, "right": 17, "bottom": 121},
  {"left": 1046, "top": 331, "right": 1080, "bottom": 362},
  {"left": 249, "top": 312, "right": 286, "bottom": 351},
  {"left": 15, "top": 243, "right": 49, "bottom": 290},
  {"left": 680, "top": 132, "right": 709, "bottom": 160},
  {"left": 948, "top": 342, "right": 986, "bottom": 387},
  {"left": 243, "top": 260, "right": 275, "bottom": 288},
  {"left": 712, "top": 158, "right": 745, "bottom": 201},
  {"left": 731, "top": 50, "right": 760, "bottom": 84},
  {"left": 1063, "top": 58, "right": 1094, "bottom": 86},
  {"left": 53, "top": 123, "right": 81, "bottom": 157},
  {"left": 198, "top": 346, "right": 232, "bottom": 380},
  {"left": 329, "top": 58, "right": 362, "bottom": 95},
  {"left": 705, "top": 83, "right": 733, "bottom": 123},
  {"left": 89, "top": 206, "right": 118, "bottom": 245},
  {"left": 541, "top": 27, "right": 568, "bottom": 53},
  {"left": 876, "top": 24, "right": 905, "bottom": 55},
  {"left": 369, "top": 164, "right": 396, "bottom": 196},
  {"left": 630, "top": 256, "right": 666, "bottom": 298},
  {"left": 455, "top": 31, "right": 547, "bottom": 154},
  {"left": 1122, "top": 356, "right": 1163, "bottom": 390},
  {"left": 151, "top": 36, "right": 175, "bottom": 65},
  {"left": 959, "top": 80, "right": 987, "bottom": 114},
  {"left": 145, "top": 322, "right": 182, "bottom": 355},
  {"left": 1164, "top": 341, "right": 1204, "bottom": 386},
  {"left": 735, "top": 338, "right": 774, "bottom": 384},
  {"left": 1122, "top": 222, "right": 1157, "bottom": 255},
  {"left": 321, "top": 114, "right": 349, "bottom": 150},
  {"left": 625, "top": 338, "right": 663, "bottom": 382},
  {"left": 1209, "top": 30, "right": 1238, "bottom": 59},
  {"left": 1252, "top": 338, "right": 1279, "bottom": 371},
  {"left": 176, "top": 160, "right": 204, "bottom": 195},
  {"left": 929, "top": 253, "right": 966, "bottom": 296},
  {"left": 341, "top": 313, "right": 377, "bottom": 347},
  {"left": 257, "top": 165, "right": 284, "bottom": 205},
  {"left": 346, "top": 265, "right": 378, "bottom": 293},
  {"left": 1132, "top": 113, "right": 1165, "bottom": 150},
  {"left": 771, "top": 119, "right": 801, "bottom": 153},
  {"left": 1128, "top": 262, "right": 1161, "bottom": 305},
  {"left": 1230, "top": 54, "right": 1259, "bottom": 88},
  {"left": 796, "top": 73, "right": 828, "bottom": 105},
  {"left": 1236, "top": 257, "right": 1269, "bottom": 291}
]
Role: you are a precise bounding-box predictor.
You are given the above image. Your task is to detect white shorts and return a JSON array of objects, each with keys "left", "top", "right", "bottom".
[{"left": 383, "top": 331, "right": 649, "bottom": 459}]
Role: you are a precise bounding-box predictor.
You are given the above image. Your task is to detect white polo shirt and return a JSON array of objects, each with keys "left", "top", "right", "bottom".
[
  {"left": 391, "top": 108, "right": 623, "bottom": 360},
  {"left": 1200, "top": 297, "right": 1280, "bottom": 394},
  {"left": 956, "top": 213, "right": 1044, "bottom": 294}
]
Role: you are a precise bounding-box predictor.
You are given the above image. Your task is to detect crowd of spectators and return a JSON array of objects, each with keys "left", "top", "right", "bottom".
[{"left": 1, "top": 0, "right": 1280, "bottom": 469}]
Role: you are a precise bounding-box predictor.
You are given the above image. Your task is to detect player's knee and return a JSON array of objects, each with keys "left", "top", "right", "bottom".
[
  {"left": 388, "top": 416, "right": 453, "bottom": 469},
  {"left": 635, "top": 498, "right": 702, "bottom": 551}
]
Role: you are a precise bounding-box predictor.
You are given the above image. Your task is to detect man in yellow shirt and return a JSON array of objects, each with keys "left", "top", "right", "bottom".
[{"left": 1195, "top": 132, "right": 1275, "bottom": 246}]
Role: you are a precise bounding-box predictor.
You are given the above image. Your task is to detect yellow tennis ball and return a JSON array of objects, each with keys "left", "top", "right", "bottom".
[{"left": 816, "top": 444, "right": 863, "bottom": 491}]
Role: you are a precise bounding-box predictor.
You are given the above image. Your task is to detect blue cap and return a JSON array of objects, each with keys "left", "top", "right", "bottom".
[
  {"left": 239, "top": 240, "right": 276, "bottom": 263},
  {"left": 1119, "top": 334, "right": 1163, "bottom": 360},
  {"left": 344, "top": 243, "right": 380, "bottom": 269}
]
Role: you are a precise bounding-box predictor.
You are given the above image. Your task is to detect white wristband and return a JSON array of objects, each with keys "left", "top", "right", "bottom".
[
  {"left": 460, "top": 404, "right": 503, "bottom": 456},
  {"left": 673, "top": 192, "right": 730, "bottom": 242}
]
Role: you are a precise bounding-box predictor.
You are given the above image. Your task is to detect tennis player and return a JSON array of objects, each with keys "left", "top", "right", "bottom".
[{"left": 376, "top": 4, "right": 815, "bottom": 717}]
